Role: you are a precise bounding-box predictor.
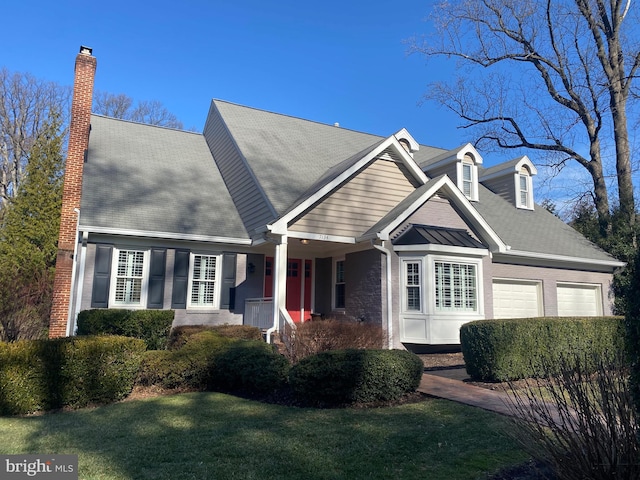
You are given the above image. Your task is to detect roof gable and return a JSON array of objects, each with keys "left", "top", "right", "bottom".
[
  {"left": 361, "top": 175, "right": 507, "bottom": 252},
  {"left": 288, "top": 157, "right": 421, "bottom": 239},
  {"left": 269, "top": 133, "right": 428, "bottom": 234}
]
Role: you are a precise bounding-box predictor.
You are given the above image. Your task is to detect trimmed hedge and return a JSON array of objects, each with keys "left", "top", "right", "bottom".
[
  {"left": 461, "top": 316, "right": 626, "bottom": 382},
  {"left": 167, "top": 324, "right": 262, "bottom": 350},
  {"left": 77, "top": 309, "right": 174, "bottom": 350},
  {"left": 137, "top": 331, "right": 236, "bottom": 390},
  {"left": 289, "top": 349, "right": 423, "bottom": 406},
  {"left": 209, "top": 340, "right": 290, "bottom": 394},
  {"left": 0, "top": 336, "right": 146, "bottom": 415}
]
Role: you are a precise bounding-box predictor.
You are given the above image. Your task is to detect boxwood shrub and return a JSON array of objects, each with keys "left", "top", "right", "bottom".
[
  {"left": 289, "top": 349, "right": 423, "bottom": 406},
  {"left": 136, "top": 331, "right": 236, "bottom": 390},
  {"left": 0, "top": 336, "right": 146, "bottom": 415},
  {"left": 461, "top": 316, "right": 626, "bottom": 382},
  {"left": 77, "top": 309, "right": 174, "bottom": 350},
  {"left": 167, "top": 324, "right": 262, "bottom": 350},
  {"left": 209, "top": 340, "right": 290, "bottom": 394}
]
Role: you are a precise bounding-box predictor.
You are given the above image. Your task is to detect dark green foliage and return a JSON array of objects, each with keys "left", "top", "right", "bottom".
[
  {"left": 289, "top": 349, "right": 423, "bottom": 406},
  {"left": 136, "top": 331, "right": 235, "bottom": 390},
  {"left": 461, "top": 317, "right": 626, "bottom": 382},
  {"left": 77, "top": 309, "right": 174, "bottom": 350},
  {"left": 167, "top": 324, "right": 262, "bottom": 350},
  {"left": 0, "top": 336, "right": 145, "bottom": 415},
  {"left": 0, "top": 115, "right": 64, "bottom": 341},
  {"left": 209, "top": 340, "right": 289, "bottom": 394},
  {"left": 625, "top": 249, "right": 640, "bottom": 421}
]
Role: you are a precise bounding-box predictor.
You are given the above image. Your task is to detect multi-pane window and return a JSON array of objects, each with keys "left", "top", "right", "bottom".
[
  {"left": 335, "top": 260, "right": 345, "bottom": 309},
  {"left": 434, "top": 261, "right": 477, "bottom": 311},
  {"left": 519, "top": 174, "right": 529, "bottom": 207},
  {"left": 405, "top": 261, "right": 421, "bottom": 311},
  {"left": 114, "top": 250, "right": 145, "bottom": 305},
  {"left": 462, "top": 163, "right": 473, "bottom": 198},
  {"left": 190, "top": 254, "right": 218, "bottom": 307}
]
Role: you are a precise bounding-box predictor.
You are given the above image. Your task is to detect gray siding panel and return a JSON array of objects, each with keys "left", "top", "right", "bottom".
[
  {"left": 203, "top": 106, "right": 275, "bottom": 234},
  {"left": 482, "top": 175, "right": 515, "bottom": 205}
]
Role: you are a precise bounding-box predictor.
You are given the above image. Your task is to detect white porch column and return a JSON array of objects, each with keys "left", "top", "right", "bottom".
[{"left": 271, "top": 235, "right": 288, "bottom": 333}]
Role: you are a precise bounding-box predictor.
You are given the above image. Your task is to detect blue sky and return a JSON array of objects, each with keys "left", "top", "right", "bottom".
[
  {"left": 4, "top": 1, "right": 465, "bottom": 146},
  {"left": 4, "top": 0, "right": 592, "bottom": 211}
]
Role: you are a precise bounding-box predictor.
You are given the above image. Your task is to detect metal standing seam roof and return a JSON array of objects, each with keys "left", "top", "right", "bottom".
[
  {"left": 80, "top": 115, "right": 249, "bottom": 240},
  {"left": 393, "top": 225, "right": 486, "bottom": 249}
]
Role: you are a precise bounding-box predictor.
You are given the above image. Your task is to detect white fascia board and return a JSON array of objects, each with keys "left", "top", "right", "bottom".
[
  {"left": 495, "top": 249, "right": 626, "bottom": 271},
  {"left": 269, "top": 135, "right": 427, "bottom": 233},
  {"left": 80, "top": 225, "right": 253, "bottom": 245},
  {"left": 393, "top": 128, "right": 420, "bottom": 153},
  {"left": 376, "top": 175, "right": 508, "bottom": 253},
  {"left": 394, "top": 244, "right": 489, "bottom": 257}
]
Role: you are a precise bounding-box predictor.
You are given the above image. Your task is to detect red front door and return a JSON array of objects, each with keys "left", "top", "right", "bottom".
[{"left": 264, "top": 257, "right": 312, "bottom": 322}]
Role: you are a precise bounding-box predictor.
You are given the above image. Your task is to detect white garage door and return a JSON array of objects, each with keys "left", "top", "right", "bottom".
[
  {"left": 557, "top": 283, "right": 602, "bottom": 317},
  {"left": 493, "top": 280, "right": 542, "bottom": 319}
]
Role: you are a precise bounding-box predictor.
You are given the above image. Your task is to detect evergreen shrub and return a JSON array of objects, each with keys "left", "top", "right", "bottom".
[
  {"left": 0, "top": 336, "right": 145, "bottom": 415},
  {"left": 289, "top": 349, "right": 423, "bottom": 406},
  {"left": 77, "top": 309, "right": 174, "bottom": 350},
  {"left": 461, "top": 316, "right": 625, "bottom": 382},
  {"left": 167, "top": 324, "right": 262, "bottom": 350},
  {"left": 209, "top": 340, "right": 289, "bottom": 394},
  {"left": 136, "top": 331, "right": 235, "bottom": 390}
]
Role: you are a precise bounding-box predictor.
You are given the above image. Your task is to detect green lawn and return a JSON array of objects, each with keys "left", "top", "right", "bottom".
[{"left": 0, "top": 392, "right": 528, "bottom": 480}]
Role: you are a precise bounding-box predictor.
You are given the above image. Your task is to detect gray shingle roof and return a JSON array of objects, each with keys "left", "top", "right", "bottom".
[
  {"left": 81, "top": 115, "right": 249, "bottom": 240},
  {"left": 211, "top": 100, "right": 445, "bottom": 216},
  {"left": 473, "top": 184, "right": 615, "bottom": 261}
]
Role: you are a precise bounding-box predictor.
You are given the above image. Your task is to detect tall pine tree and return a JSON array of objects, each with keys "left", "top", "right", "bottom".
[{"left": 0, "top": 114, "right": 64, "bottom": 341}]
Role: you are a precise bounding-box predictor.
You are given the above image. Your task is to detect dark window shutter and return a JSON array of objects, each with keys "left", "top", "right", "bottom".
[
  {"left": 171, "top": 250, "right": 190, "bottom": 309},
  {"left": 220, "top": 253, "right": 237, "bottom": 310},
  {"left": 91, "top": 244, "right": 113, "bottom": 308},
  {"left": 147, "top": 249, "right": 166, "bottom": 309}
]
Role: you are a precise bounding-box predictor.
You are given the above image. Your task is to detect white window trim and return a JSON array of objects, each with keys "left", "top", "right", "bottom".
[
  {"left": 187, "top": 252, "right": 222, "bottom": 310},
  {"left": 457, "top": 161, "right": 479, "bottom": 201},
  {"left": 332, "top": 257, "right": 346, "bottom": 310},
  {"left": 399, "top": 253, "right": 484, "bottom": 317},
  {"left": 515, "top": 172, "right": 534, "bottom": 210},
  {"left": 400, "top": 257, "right": 425, "bottom": 314},
  {"left": 426, "top": 254, "right": 484, "bottom": 317},
  {"left": 109, "top": 247, "right": 150, "bottom": 309}
]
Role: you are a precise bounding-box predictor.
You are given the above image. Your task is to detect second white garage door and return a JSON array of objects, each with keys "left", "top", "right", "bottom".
[
  {"left": 557, "top": 283, "right": 602, "bottom": 317},
  {"left": 493, "top": 280, "right": 543, "bottom": 319}
]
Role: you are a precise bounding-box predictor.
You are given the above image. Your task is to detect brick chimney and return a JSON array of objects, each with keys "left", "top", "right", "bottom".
[{"left": 49, "top": 46, "right": 97, "bottom": 338}]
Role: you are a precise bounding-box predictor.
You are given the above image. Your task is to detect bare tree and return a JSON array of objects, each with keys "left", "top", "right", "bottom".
[
  {"left": 413, "top": 0, "right": 640, "bottom": 234},
  {"left": 0, "top": 68, "right": 70, "bottom": 210},
  {"left": 93, "top": 90, "right": 184, "bottom": 129}
]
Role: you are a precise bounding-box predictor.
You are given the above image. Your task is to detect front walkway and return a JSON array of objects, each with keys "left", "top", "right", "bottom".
[
  {"left": 418, "top": 370, "right": 569, "bottom": 426},
  {"left": 418, "top": 372, "right": 516, "bottom": 417}
]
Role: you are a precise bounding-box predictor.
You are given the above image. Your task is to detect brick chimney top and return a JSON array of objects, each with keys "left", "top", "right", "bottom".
[{"left": 79, "top": 45, "right": 93, "bottom": 55}]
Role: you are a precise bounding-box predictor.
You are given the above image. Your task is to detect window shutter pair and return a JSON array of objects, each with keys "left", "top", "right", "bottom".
[
  {"left": 91, "top": 247, "right": 236, "bottom": 310},
  {"left": 91, "top": 245, "right": 166, "bottom": 309},
  {"left": 171, "top": 251, "right": 236, "bottom": 310}
]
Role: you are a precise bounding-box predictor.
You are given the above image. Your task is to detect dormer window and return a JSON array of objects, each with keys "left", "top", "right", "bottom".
[
  {"left": 458, "top": 153, "right": 478, "bottom": 201},
  {"left": 517, "top": 166, "right": 534, "bottom": 210}
]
